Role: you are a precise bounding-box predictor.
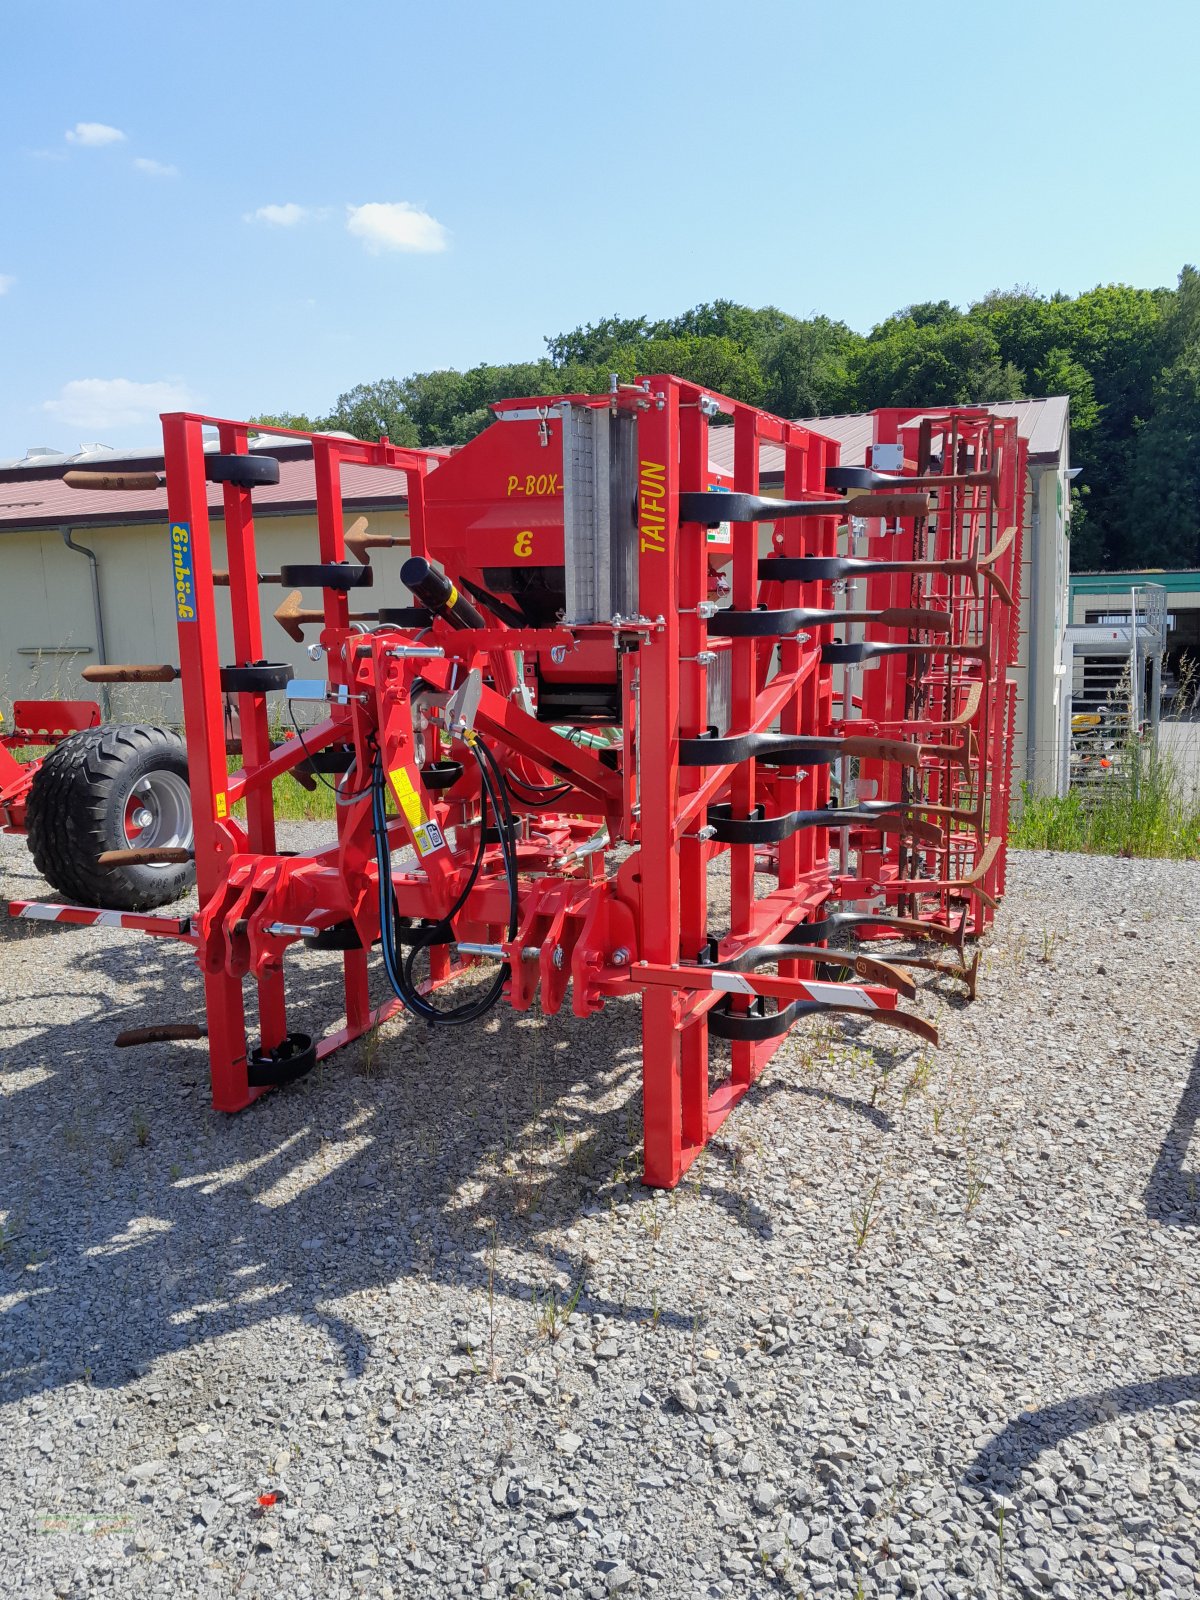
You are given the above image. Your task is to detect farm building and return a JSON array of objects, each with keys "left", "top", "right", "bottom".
[{"left": 0, "top": 435, "right": 417, "bottom": 722}]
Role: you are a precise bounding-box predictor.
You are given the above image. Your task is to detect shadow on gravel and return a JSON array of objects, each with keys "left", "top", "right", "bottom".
[
  {"left": 0, "top": 918, "right": 694, "bottom": 1406},
  {"left": 1145, "top": 1044, "right": 1200, "bottom": 1227},
  {"left": 0, "top": 857, "right": 937, "bottom": 1408},
  {"left": 964, "top": 1373, "right": 1200, "bottom": 1496}
]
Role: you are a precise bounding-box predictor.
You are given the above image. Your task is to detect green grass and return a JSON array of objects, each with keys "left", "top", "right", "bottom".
[
  {"left": 1012, "top": 745, "right": 1200, "bottom": 860},
  {"left": 227, "top": 736, "right": 338, "bottom": 823}
]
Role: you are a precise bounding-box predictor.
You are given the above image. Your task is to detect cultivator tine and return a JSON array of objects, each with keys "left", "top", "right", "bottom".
[
  {"left": 345, "top": 516, "right": 407, "bottom": 564},
  {"left": 795, "top": 912, "right": 968, "bottom": 950},
  {"left": 98, "top": 847, "right": 194, "bottom": 867},
  {"left": 679, "top": 490, "right": 932, "bottom": 524},
  {"left": 825, "top": 465, "right": 999, "bottom": 493},
  {"left": 115, "top": 1024, "right": 207, "bottom": 1047},
  {"left": 708, "top": 941, "right": 919, "bottom": 1000},
  {"left": 879, "top": 946, "right": 981, "bottom": 1000},
  {"left": 707, "top": 996, "right": 939, "bottom": 1048},
  {"left": 212, "top": 569, "right": 283, "bottom": 586},
  {"left": 706, "top": 802, "right": 943, "bottom": 846},
  {"left": 273, "top": 590, "right": 379, "bottom": 641},
  {"left": 81, "top": 664, "right": 180, "bottom": 683},
  {"left": 709, "top": 605, "right": 950, "bottom": 637},
  {"left": 63, "top": 469, "right": 165, "bottom": 491}
]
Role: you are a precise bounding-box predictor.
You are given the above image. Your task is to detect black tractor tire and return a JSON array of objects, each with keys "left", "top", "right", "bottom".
[{"left": 25, "top": 724, "right": 195, "bottom": 910}]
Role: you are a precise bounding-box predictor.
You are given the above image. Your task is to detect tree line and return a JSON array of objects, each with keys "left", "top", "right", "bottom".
[{"left": 254, "top": 268, "right": 1200, "bottom": 572}]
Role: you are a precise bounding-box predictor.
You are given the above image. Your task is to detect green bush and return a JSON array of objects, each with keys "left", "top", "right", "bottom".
[{"left": 1012, "top": 745, "right": 1200, "bottom": 859}]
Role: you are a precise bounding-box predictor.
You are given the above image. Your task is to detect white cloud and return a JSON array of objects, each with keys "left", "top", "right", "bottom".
[
  {"left": 42, "top": 378, "right": 195, "bottom": 432},
  {"left": 65, "top": 122, "right": 126, "bottom": 147},
  {"left": 133, "top": 157, "right": 178, "bottom": 178},
  {"left": 246, "top": 202, "right": 311, "bottom": 227},
  {"left": 0, "top": 276, "right": 14, "bottom": 295},
  {"left": 345, "top": 201, "right": 448, "bottom": 255}
]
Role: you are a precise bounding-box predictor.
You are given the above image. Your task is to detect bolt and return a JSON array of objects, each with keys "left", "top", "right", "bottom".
[
  {"left": 552, "top": 947, "right": 564, "bottom": 970},
  {"left": 131, "top": 807, "right": 153, "bottom": 830},
  {"left": 611, "top": 947, "right": 630, "bottom": 966}
]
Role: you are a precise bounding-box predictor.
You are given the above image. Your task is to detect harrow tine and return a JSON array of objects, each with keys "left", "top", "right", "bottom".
[{"left": 115, "top": 1024, "right": 207, "bottom": 1046}]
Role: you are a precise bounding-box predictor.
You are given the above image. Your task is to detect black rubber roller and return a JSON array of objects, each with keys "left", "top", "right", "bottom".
[
  {"left": 220, "top": 660, "right": 294, "bottom": 693},
  {"left": 206, "top": 453, "right": 282, "bottom": 489},
  {"left": 279, "top": 563, "right": 375, "bottom": 591},
  {"left": 247, "top": 1032, "right": 318, "bottom": 1087}
]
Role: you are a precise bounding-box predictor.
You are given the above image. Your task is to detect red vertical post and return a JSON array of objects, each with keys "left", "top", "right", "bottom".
[
  {"left": 677, "top": 391, "right": 710, "bottom": 1156},
  {"left": 218, "top": 425, "right": 286, "bottom": 1052},
  {"left": 312, "top": 438, "right": 372, "bottom": 1033},
  {"left": 728, "top": 409, "right": 759, "bottom": 1087},
  {"left": 636, "top": 382, "right": 684, "bottom": 1187},
  {"left": 161, "top": 413, "right": 251, "bottom": 1109}
]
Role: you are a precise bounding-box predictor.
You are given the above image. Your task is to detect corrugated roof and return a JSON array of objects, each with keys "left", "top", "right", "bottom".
[
  {"left": 0, "top": 454, "right": 413, "bottom": 532},
  {"left": 706, "top": 396, "right": 1069, "bottom": 480}
]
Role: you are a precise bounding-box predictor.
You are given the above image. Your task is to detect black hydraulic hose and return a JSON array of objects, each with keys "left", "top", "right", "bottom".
[{"left": 372, "top": 738, "right": 518, "bottom": 1024}]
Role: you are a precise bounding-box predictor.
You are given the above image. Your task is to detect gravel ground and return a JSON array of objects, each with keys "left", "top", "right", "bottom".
[{"left": 1, "top": 832, "right": 1199, "bottom": 1600}]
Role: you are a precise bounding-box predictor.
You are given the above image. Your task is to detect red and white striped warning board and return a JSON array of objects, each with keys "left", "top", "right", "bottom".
[{"left": 8, "top": 901, "right": 193, "bottom": 939}]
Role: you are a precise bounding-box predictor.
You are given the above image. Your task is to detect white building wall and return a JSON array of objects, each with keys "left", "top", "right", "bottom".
[{"left": 0, "top": 508, "right": 411, "bottom": 725}]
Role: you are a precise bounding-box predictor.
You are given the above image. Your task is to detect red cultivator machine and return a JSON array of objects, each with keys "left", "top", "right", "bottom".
[{"left": 5, "top": 380, "right": 1023, "bottom": 1187}]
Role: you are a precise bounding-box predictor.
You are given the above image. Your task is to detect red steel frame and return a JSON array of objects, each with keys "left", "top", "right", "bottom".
[{"left": 5, "top": 385, "right": 1022, "bottom": 1187}]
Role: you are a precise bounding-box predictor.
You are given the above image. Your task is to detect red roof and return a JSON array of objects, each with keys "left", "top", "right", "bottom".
[{"left": 0, "top": 455, "right": 412, "bottom": 531}]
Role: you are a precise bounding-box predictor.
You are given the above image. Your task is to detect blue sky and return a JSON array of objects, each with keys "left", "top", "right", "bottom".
[{"left": 2, "top": 0, "right": 1198, "bottom": 456}]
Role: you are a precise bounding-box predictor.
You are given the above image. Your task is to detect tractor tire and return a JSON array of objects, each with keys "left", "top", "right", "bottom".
[{"left": 26, "top": 724, "right": 195, "bottom": 910}]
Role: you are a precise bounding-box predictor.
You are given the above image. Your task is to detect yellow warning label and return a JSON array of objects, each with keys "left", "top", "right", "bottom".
[
  {"left": 215, "top": 792, "right": 228, "bottom": 820},
  {"left": 446, "top": 582, "right": 459, "bottom": 608},
  {"left": 388, "top": 766, "right": 426, "bottom": 830}
]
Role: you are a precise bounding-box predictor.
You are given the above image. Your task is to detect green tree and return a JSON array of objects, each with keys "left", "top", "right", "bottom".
[
  {"left": 248, "top": 410, "right": 321, "bottom": 433},
  {"left": 322, "top": 379, "right": 420, "bottom": 445},
  {"left": 762, "top": 316, "right": 857, "bottom": 417}
]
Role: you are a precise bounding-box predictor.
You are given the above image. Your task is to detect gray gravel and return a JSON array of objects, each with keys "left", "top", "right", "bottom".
[{"left": 2, "top": 832, "right": 1199, "bottom": 1599}]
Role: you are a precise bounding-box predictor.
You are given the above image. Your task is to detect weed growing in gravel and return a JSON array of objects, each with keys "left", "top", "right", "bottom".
[
  {"left": 357, "top": 1018, "right": 384, "bottom": 1078},
  {"left": 1012, "top": 742, "right": 1200, "bottom": 859},
  {"left": 964, "top": 1159, "right": 987, "bottom": 1215},
  {"left": 849, "top": 1174, "right": 884, "bottom": 1253},
  {"left": 536, "top": 1274, "right": 584, "bottom": 1341},
  {"left": 132, "top": 1111, "right": 150, "bottom": 1148},
  {"left": 639, "top": 1206, "right": 665, "bottom": 1242},
  {"left": 901, "top": 1053, "right": 934, "bottom": 1106},
  {"left": 1040, "top": 928, "right": 1059, "bottom": 963}
]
